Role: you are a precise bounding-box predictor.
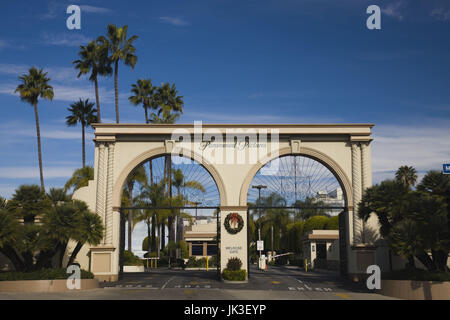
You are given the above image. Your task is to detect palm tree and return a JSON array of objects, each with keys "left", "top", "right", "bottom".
[
  {"left": 98, "top": 24, "right": 138, "bottom": 123},
  {"left": 15, "top": 67, "right": 54, "bottom": 191},
  {"left": 47, "top": 188, "right": 70, "bottom": 207},
  {"left": 73, "top": 40, "right": 112, "bottom": 123},
  {"left": 137, "top": 181, "right": 166, "bottom": 255},
  {"left": 124, "top": 165, "right": 147, "bottom": 252},
  {"left": 66, "top": 98, "right": 97, "bottom": 168},
  {"left": 395, "top": 165, "right": 418, "bottom": 189},
  {"left": 155, "top": 82, "right": 184, "bottom": 116},
  {"left": 67, "top": 201, "right": 104, "bottom": 266},
  {"left": 148, "top": 102, "right": 183, "bottom": 247},
  {"left": 260, "top": 193, "right": 289, "bottom": 252},
  {"left": 64, "top": 166, "right": 94, "bottom": 193},
  {"left": 129, "top": 79, "right": 156, "bottom": 124},
  {"left": 172, "top": 168, "right": 205, "bottom": 242}
]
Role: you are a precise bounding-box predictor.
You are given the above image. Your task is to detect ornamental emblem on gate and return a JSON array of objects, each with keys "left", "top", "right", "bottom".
[{"left": 224, "top": 212, "right": 244, "bottom": 235}]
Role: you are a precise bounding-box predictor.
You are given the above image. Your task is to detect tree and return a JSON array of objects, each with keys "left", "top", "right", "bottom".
[
  {"left": 2, "top": 185, "right": 52, "bottom": 271},
  {"left": 358, "top": 178, "right": 449, "bottom": 271},
  {"left": 172, "top": 168, "right": 205, "bottom": 242},
  {"left": 137, "top": 181, "right": 166, "bottom": 255},
  {"left": 155, "top": 82, "right": 184, "bottom": 117},
  {"left": 304, "top": 215, "right": 329, "bottom": 233},
  {"left": 129, "top": 78, "right": 156, "bottom": 124},
  {"left": 65, "top": 166, "right": 94, "bottom": 194},
  {"left": 47, "top": 188, "right": 70, "bottom": 206},
  {"left": 124, "top": 165, "right": 147, "bottom": 252},
  {"left": 15, "top": 67, "right": 54, "bottom": 191},
  {"left": 395, "top": 165, "right": 418, "bottom": 189},
  {"left": 67, "top": 201, "right": 104, "bottom": 266},
  {"left": 66, "top": 98, "right": 97, "bottom": 168},
  {"left": 294, "top": 197, "right": 327, "bottom": 220},
  {"left": 416, "top": 170, "right": 450, "bottom": 272},
  {"left": 99, "top": 24, "right": 138, "bottom": 123},
  {"left": 325, "top": 215, "right": 339, "bottom": 230},
  {"left": 7, "top": 185, "right": 52, "bottom": 224},
  {"left": 73, "top": 40, "right": 112, "bottom": 123}
]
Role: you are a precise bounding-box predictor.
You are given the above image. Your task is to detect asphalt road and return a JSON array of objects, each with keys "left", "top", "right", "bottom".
[{"left": 0, "top": 265, "right": 396, "bottom": 300}]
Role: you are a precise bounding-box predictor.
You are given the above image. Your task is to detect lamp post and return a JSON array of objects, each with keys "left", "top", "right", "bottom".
[
  {"left": 193, "top": 201, "right": 201, "bottom": 222},
  {"left": 252, "top": 184, "right": 267, "bottom": 259}
]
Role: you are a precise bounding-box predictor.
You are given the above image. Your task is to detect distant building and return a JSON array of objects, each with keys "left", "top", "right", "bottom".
[
  {"left": 183, "top": 216, "right": 218, "bottom": 258},
  {"left": 314, "top": 188, "right": 345, "bottom": 216}
]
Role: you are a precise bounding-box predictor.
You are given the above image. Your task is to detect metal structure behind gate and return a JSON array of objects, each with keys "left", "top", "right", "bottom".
[{"left": 118, "top": 206, "right": 221, "bottom": 280}]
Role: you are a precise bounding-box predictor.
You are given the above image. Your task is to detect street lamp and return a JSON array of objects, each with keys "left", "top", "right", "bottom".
[
  {"left": 252, "top": 184, "right": 267, "bottom": 259},
  {"left": 193, "top": 201, "right": 202, "bottom": 222}
]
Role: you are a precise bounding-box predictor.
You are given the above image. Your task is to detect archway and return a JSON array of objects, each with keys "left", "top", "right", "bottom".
[
  {"left": 117, "top": 152, "right": 223, "bottom": 281},
  {"left": 242, "top": 149, "right": 352, "bottom": 277}
]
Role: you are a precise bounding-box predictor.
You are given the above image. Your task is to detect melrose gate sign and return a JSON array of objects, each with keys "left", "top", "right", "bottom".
[{"left": 71, "top": 122, "right": 379, "bottom": 282}]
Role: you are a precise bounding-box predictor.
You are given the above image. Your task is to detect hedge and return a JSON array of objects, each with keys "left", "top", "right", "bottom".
[
  {"left": 222, "top": 269, "right": 246, "bottom": 281},
  {"left": 0, "top": 268, "right": 94, "bottom": 281}
]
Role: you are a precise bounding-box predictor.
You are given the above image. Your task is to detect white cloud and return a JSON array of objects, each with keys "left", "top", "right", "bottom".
[
  {"left": 0, "top": 167, "right": 75, "bottom": 179},
  {"left": 80, "top": 5, "right": 113, "bottom": 14},
  {"left": 0, "top": 121, "right": 94, "bottom": 141},
  {"left": 371, "top": 122, "right": 450, "bottom": 184},
  {"left": 159, "top": 17, "right": 190, "bottom": 26},
  {"left": 41, "top": 32, "right": 92, "bottom": 47},
  {"left": 382, "top": 1, "right": 406, "bottom": 21},
  {"left": 430, "top": 7, "right": 450, "bottom": 21},
  {"left": 183, "top": 111, "right": 343, "bottom": 124}
]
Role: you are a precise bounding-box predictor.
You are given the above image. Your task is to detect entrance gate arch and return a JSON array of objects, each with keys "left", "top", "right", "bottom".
[{"left": 72, "top": 123, "right": 378, "bottom": 282}]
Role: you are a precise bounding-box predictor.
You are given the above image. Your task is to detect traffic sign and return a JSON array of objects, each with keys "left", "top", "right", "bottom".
[
  {"left": 257, "top": 240, "right": 264, "bottom": 251},
  {"left": 444, "top": 164, "right": 450, "bottom": 174}
]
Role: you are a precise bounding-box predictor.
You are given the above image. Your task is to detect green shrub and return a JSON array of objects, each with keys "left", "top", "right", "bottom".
[
  {"left": 209, "top": 255, "right": 218, "bottom": 267},
  {"left": 325, "top": 215, "right": 339, "bottom": 230},
  {"left": 178, "top": 241, "right": 189, "bottom": 259},
  {"left": 0, "top": 268, "right": 94, "bottom": 281},
  {"left": 222, "top": 269, "right": 246, "bottom": 281},
  {"left": 186, "top": 256, "right": 208, "bottom": 268},
  {"left": 226, "top": 257, "right": 242, "bottom": 271},
  {"left": 123, "top": 250, "right": 143, "bottom": 266}
]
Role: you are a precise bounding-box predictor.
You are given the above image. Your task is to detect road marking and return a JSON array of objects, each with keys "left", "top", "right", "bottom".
[
  {"left": 335, "top": 293, "right": 350, "bottom": 299},
  {"left": 161, "top": 276, "right": 175, "bottom": 290},
  {"left": 272, "top": 281, "right": 281, "bottom": 284}
]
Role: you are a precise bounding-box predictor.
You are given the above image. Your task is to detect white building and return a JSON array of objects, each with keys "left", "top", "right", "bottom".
[
  {"left": 182, "top": 216, "right": 218, "bottom": 257},
  {"left": 314, "top": 188, "right": 345, "bottom": 216},
  {"left": 302, "top": 230, "right": 340, "bottom": 270}
]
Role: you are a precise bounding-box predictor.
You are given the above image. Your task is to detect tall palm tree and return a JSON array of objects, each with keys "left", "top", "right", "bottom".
[
  {"left": 172, "top": 168, "right": 205, "bottom": 242},
  {"left": 124, "top": 165, "right": 147, "bottom": 252},
  {"left": 395, "top": 165, "right": 418, "bottom": 189},
  {"left": 98, "top": 24, "right": 138, "bottom": 123},
  {"left": 73, "top": 40, "right": 112, "bottom": 123},
  {"left": 15, "top": 67, "right": 54, "bottom": 191},
  {"left": 129, "top": 78, "right": 156, "bottom": 124},
  {"left": 149, "top": 103, "right": 183, "bottom": 246},
  {"left": 138, "top": 181, "right": 166, "bottom": 255},
  {"left": 66, "top": 98, "right": 97, "bottom": 168},
  {"left": 155, "top": 82, "right": 184, "bottom": 119}
]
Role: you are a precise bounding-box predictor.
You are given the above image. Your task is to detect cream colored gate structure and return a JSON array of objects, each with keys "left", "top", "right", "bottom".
[{"left": 71, "top": 123, "right": 379, "bottom": 282}]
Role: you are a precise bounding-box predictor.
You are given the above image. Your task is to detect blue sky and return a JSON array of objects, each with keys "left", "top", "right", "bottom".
[{"left": 1, "top": 0, "right": 450, "bottom": 200}]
